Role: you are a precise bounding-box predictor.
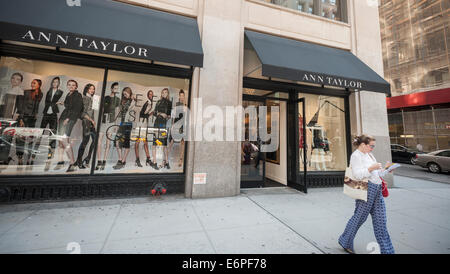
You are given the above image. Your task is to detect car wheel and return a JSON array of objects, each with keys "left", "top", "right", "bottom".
[
  {"left": 427, "top": 162, "right": 441, "bottom": 174},
  {"left": 410, "top": 157, "right": 417, "bottom": 165}
]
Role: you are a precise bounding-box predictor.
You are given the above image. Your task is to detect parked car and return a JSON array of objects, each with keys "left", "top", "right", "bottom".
[
  {"left": 415, "top": 150, "right": 450, "bottom": 174},
  {"left": 391, "top": 144, "right": 418, "bottom": 165}
]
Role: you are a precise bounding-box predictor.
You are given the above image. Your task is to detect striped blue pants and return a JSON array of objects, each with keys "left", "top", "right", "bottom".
[{"left": 339, "top": 182, "right": 395, "bottom": 254}]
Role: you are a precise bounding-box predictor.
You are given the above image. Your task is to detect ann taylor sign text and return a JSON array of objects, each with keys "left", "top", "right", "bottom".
[
  {"left": 301, "top": 73, "right": 363, "bottom": 89},
  {"left": 20, "top": 29, "right": 150, "bottom": 59}
]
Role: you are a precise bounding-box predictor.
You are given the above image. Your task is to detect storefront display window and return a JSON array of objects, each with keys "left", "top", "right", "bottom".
[
  {"left": 95, "top": 70, "right": 189, "bottom": 174},
  {"left": 0, "top": 57, "right": 104, "bottom": 175},
  {"left": 299, "top": 93, "right": 347, "bottom": 171},
  {"left": 0, "top": 56, "right": 189, "bottom": 176}
]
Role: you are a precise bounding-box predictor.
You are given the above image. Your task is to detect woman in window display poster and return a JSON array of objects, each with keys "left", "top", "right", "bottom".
[
  {"left": 152, "top": 88, "right": 172, "bottom": 170},
  {"left": 0, "top": 72, "right": 24, "bottom": 119},
  {"left": 135, "top": 89, "right": 156, "bottom": 168},
  {"left": 54, "top": 80, "right": 83, "bottom": 172},
  {"left": 113, "top": 87, "right": 136, "bottom": 170},
  {"left": 95, "top": 82, "right": 120, "bottom": 171},
  {"left": 15, "top": 79, "right": 43, "bottom": 166},
  {"left": 33, "top": 77, "right": 64, "bottom": 164},
  {"left": 168, "top": 89, "right": 186, "bottom": 168},
  {"left": 75, "top": 83, "right": 96, "bottom": 169}
]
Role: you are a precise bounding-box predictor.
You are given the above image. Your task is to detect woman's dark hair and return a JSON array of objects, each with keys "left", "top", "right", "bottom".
[
  {"left": 33, "top": 79, "right": 42, "bottom": 89},
  {"left": 83, "top": 83, "right": 95, "bottom": 96},
  {"left": 30, "top": 79, "right": 42, "bottom": 100},
  {"left": 179, "top": 89, "right": 185, "bottom": 96},
  {"left": 111, "top": 82, "right": 119, "bottom": 89},
  {"left": 353, "top": 134, "right": 376, "bottom": 147},
  {"left": 11, "top": 72, "right": 24, "bottom": 82},
  {"left": 121, "top": 87, "right": 132, "bottom": 104},
  {"left": 147, "top": 90, "right": 154, "bottom": 100},
  {"left": 50, "top": 77, "right": 60, "bottom": 89}
]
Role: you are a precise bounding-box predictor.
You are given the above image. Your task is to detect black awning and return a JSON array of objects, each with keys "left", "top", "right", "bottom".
[
  {"left": 245, "top": 30, "right": 390, "bottom": 94},
  {"left": 0, "top": 0, "right": 203, "bottom": 67}
]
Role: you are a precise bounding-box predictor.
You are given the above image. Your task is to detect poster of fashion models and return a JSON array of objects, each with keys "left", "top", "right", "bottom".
[
  {"left": 95, "top": 81, "right": 187, "bottom": 174},
  {"left": 0, "top": 67, "right": 101, "bottom": 175}
]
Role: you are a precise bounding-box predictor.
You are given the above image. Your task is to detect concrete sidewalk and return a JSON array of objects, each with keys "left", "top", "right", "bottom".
[{"left": 0, "top": 175, "right": 449, "bottom": 254}]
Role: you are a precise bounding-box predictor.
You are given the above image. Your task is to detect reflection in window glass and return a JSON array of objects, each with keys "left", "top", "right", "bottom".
[
  {"left": 298, "top": 0, "right": 315, "bottom": 14},
  {"left": 299, "top": 93, "right": 347, "bottom": 171},
  {"left": 321, "top": 0, "right": 341, "bottom": 21},
  {"left": 0, "top": 57, "right": 104, "bottom": 175},
  {"left": 241, "top": 100, "right": 265, "bottom": 182},
  {"left": 94, "top": 70, "right": 190, "bottom": 174}
]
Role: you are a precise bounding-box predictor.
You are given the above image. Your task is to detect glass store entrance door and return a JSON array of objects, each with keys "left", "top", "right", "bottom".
[{"left": 287, "top": 96, "right": 307, "bottom": 193}]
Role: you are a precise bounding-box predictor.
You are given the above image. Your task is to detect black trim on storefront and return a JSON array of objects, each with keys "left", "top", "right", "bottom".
[{"left": 0, "top": 42, "right": 193, "bottom": 203}]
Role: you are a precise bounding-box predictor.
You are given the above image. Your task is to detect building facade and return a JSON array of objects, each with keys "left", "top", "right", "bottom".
[
  {"left": 379, "top": 0, "right": 450, "bottom": 152},
  {"left": 0, "top": 0, "right": 391, "bottom": 203}
]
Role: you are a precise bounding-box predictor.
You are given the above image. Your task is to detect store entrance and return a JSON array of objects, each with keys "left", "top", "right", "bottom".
[{"left": 240, "top": 90, "right": 288, "bottom": 189}]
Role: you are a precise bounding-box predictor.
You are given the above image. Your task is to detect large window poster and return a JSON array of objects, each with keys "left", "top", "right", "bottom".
[
  {"left": 95, "top": 81, "right": 187, "bottom": 174},
  {"left": 0, "top": 57, "right": 188, "bottom": 176},
  {"left": 0, "top": 66, "right": 102, "bottom": 175}
]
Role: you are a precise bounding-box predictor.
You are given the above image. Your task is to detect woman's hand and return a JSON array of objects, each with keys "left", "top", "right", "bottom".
[
  {"left": 63, "top": 118, "right": 69, "bottom": 126},
  {"left": 368, "top": 163, "right": 382, "bottom": 172}
]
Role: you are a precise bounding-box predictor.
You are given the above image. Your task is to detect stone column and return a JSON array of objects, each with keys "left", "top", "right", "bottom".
[
  {"left": 185, "top": 0, "right": 243, "bottom": 198},
  {"left": 349, "top": 0, "right": 394, "bottom": 186}
]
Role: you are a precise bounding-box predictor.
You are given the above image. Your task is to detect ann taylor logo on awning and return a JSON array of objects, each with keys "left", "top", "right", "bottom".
[
  {"left": 18, "top": 28, "right": 150, "bottom": 59},
  {"left": 301, "top": 73, "right": 363, "bottom": 89}
]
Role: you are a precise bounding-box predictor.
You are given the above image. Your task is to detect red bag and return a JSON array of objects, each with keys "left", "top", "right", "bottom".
[{"left": 380, "top": 178, "right": 389, "bottom": 197}]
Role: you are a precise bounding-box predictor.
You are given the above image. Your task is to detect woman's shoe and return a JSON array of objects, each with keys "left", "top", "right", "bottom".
[
  {"left": 76, "top": 161, "right": 86, "bottom": 169},
  {"left": 66, "top": 164, "right": 76, "bottom": 172},
  {"left": 145, "top": 158, "right": 152, "bottom": 166},
  {"left": 82, "top": 157, "right": 90, "bottom": 167},
  {"left": 54, "top": 161, "right": 65, "bottom": 170},
  {"left": 95, "top": 160, "right": 102, "bottom": 171},
  {"left": 101, "top": 160, "right": 106, "bottom": 170},
  {"left": 161, "top": 160, "right": 170, "bottom": 169},
  {"left": 113, "top": 160, "right": 123, "bottom": 170},
  {"left": 135, "top": 158, "right": 143, "bottom": 167},
  {"left": 151, "top": 161, "right": 159, "bottom": 170},
  {"left": 338, "top": 241, "right": 355, "bottom": 254}
]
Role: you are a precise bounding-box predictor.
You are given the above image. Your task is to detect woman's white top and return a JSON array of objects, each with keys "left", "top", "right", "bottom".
[{"left": 350, "top": 149, "right": 382, "bottom": 184}]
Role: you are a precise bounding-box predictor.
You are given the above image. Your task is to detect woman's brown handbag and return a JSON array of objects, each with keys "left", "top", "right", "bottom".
[{"left": 343, "top": 165, "right": 368, "bottom": 202}]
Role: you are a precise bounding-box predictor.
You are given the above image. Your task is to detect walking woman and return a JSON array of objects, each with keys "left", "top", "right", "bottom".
[
  {"left": 95, "top": 82, "right": 120, "bottom": 171},
  {"left": 338, "top": 134, "right": 395, "bottom": 254},
  {"left": 152, "top": 88, "right": 172, "bottom": 170},
  {"left": 135, "top": 89, "right": 155, "bottom": 168},
  {"left": 54, "top": 80, "right": 83, "bottom": 172},
  {"left": 15, "top": 79, "right": 43, "bottom": 166},
  {"left": 168, "top": 89, "right": 186, "bottom": 168},
  {"left": 113, "top": 87, "right": 135, "bottom": 170},
  {"left": 33, "top": 77, "right": 63, "bottom": 163},
  {"left": 75, "top": 83, "right": 97, "bottom": 169}
]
